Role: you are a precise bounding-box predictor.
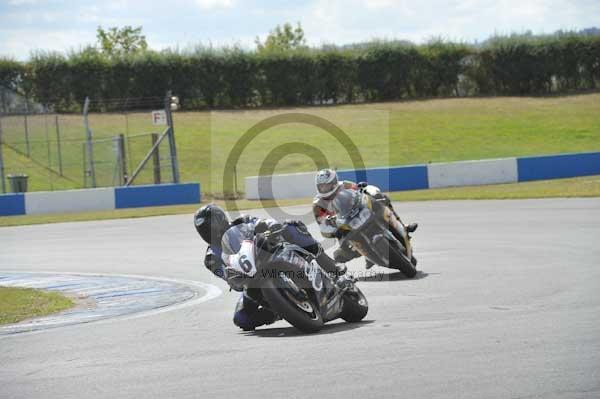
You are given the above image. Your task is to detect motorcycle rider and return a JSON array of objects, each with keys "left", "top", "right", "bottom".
[
  {"left": 312, "top": 168, "right": 418, "bottom": 268},
  {"left": 194, "top": 204, "right": 347, "bottom": 331}
]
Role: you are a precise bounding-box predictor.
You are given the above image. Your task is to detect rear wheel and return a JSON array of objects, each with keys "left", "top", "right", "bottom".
[
  {"left": 261, "top": 277, "right": 324, "bottom": 333},
  {"left": 341, "top": 287, "right": 369, "bottom": 322}
]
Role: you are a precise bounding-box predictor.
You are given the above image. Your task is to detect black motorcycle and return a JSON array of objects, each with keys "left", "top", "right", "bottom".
[
  {"left": 331, "top": 188, "right": 418, "bottom": 277},
  {"left": 222, "top": 224, "right": 368, "bottom": 333}
]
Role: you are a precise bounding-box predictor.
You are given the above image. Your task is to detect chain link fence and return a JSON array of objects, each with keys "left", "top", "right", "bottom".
[{"left": 0, "top": 88, "right": 180, "bottom": 193}]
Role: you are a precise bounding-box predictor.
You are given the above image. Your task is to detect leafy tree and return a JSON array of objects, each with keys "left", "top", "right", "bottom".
[
  {"left": 96, "top": 26, "right": 148, "bottom": 57},
  {"left": 256, "top": 22, "right": 306, "bottom": 53},
  {"left": 0, "top": 58, "right": 24, "bottom": 91}
]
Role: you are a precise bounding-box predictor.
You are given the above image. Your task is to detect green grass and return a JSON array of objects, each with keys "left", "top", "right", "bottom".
[
  {"left": 1, "top": 175, "right": 598, "bottom": 227},
  {"left": 2, "top": 145, "right": 78, "bottom": 191},
  {"left": 0, "top": 287, "right": 74, "bottom": 325},
  {"left": 388, "top": 174, "right": 600, "bottom": 201},
  {"left": 2, "top": 93, "right": 600, "bottom": 194}
]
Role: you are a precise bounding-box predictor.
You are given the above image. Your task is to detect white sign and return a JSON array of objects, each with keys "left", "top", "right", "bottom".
[{"left": 151, "top": 110, "right": 167, "bottom": 126}]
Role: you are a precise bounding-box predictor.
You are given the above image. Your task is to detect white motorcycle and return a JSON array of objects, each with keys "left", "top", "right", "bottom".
[{"left": 222, "top": 223, "right": 369, "bottom": 333}]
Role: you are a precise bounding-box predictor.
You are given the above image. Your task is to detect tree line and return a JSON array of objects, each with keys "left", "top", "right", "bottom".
[{"left": 1, "top": 31, "right": 599, "bottom": 112}]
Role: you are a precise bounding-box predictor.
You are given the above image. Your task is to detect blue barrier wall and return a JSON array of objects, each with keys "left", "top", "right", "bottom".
[
  {"left": 0, "top": 194, "right": 26, "bottom": 216},
  {"left": 0, "top": 183, "right": 202, "bottom": 216},
  {"left": 115, "top": 183, "right": 201, "bottom": 209},
  {"left": 337, "top": 165, "right": 429, "bottom": 191},
  {"left": 517, "top": 152, "right": 600, "bottom": 182}
]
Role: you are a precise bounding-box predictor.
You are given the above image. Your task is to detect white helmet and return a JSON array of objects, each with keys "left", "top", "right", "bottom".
[{"left": 315, "top": 168, "right": 340, "bottom": 199}]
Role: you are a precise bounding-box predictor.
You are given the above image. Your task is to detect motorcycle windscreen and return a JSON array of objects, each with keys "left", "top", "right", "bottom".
[
  {"left": 332, "top": 188, "right": 361, "bottom": 226},
  {"left": 222, "top": 224, "right": 253, "bottom": 254},
  {"left": 221, "top": 224, "right": 257, "bottom": 277}
]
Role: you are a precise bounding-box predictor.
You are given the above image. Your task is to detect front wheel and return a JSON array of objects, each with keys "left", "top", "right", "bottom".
[
  {"left": 341, "top": 286, "right": 369, "bottom": 322},
  {"left": 261, "top": 278, "right": 324, "bottom": 333},
  {"left": 389, "top": 245, "right": 417, "bottom": 278}
]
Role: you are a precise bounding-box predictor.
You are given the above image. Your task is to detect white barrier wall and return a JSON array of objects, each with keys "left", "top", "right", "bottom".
[
  {"left": 245, "top": 158, "right": 520, "bottom": 200},
  {"left": 427, "top": 158, "right": 518, "bottom": 188},
  {"left": 246, "top": 172, "right": 316, "bottom": 200},
  {"left": 25, "top": 187, "right": 116, "bottom": 215}
]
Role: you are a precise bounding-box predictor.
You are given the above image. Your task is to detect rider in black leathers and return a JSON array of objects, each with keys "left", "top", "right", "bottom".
[{"left": 194, "top": 204, "right": 346, "bottom": 331}]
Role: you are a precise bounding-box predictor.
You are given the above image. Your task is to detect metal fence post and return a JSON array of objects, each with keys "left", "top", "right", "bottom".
[
  {"left": 0, "top": 87, "right": 7, "bottom": 114},
  {"left": 117, "top": 134, "right": 128, "bottom": 185},
  {"left": 44, "top": 112, "right": 51, "bottom": 169},
  {"left": 82, "top": 143, "right": 87, "bottom": 187},
  {"left": 55, "top": 114, "right": 63, "bottom": 176},
  {"left": 24, "top": 100, "right": 30, "bottom": 157},
  {"left": 44, "top": 111, "right": 53, "bottom": 191},
  {"left": 0, "top": 116, "right": 6, "bottom": 194},
  {"left": 83, "top": 97, "right": 96, "bottom": 187},
  {"left": 233, "top": 165, "right": 238, "bottom": 198},
  {"left": 125, "top": 112, "right": 133, "bottom": 174},
  {"left": 164, "top": 92, "right": 180, "bottom": 183},
  {"left": 151, "top": 133, "right": 161, "bottom": 184}
]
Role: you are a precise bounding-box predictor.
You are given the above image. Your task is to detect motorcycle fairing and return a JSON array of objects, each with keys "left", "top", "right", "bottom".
[{"left": 269, "top": 245, "right": 343, "bottom": 322}]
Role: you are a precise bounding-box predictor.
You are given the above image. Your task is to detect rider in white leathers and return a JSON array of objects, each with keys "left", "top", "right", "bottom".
[{"left": 312, "top": 168, "right": 418, "bottom": 268}]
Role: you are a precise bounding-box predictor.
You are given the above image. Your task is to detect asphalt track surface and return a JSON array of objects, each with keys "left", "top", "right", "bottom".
[{"left": 1, "top": 198, "right": 599, "bottom": 399}]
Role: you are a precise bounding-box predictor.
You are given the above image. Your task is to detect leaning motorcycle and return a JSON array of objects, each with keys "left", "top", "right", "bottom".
[
  {"left": 331, "top": 188, "right": 418, "bottom": 277},
  {"left": 221, "top": 224, "right": 369, "bottom": 333}
]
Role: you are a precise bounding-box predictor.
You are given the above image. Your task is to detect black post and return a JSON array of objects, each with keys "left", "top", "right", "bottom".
[
  {"left": 1, "top": 88, "right": 7, "bottom": 114},
  {"left": 118, "top": 134, "right": 128, "bottom": 185}
]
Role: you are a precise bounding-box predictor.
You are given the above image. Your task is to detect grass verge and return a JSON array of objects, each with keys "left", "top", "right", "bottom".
[
  {"left": 0, "top": 287, "right": 74, "bottom": 325},
  {"left": 1, "top": 175, "right": 599, "bottom": 227},
  {"left": 388, "top": 175, "right": 600, "bottom": 201}
]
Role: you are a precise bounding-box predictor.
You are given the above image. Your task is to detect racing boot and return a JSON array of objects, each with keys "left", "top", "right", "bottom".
[
  {"left": 385, "top": 197, "right": 418, "bottom": 235},
  {"left": 391, "top": 209, "right": 418, "bottom": 235},
  {"left": 234, "top": 293, "right": 280, "bottom": 331},
  {"left": 406, "top": 223, "right": 418, "bottom": 234},
  {"left": 333, "top": 242, "right": 361, "bottom": 264}
]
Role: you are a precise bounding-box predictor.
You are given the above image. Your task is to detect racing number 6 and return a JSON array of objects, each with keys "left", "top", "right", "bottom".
[{"left": 238, "top": 255, "right": 253, "bottom": 273}]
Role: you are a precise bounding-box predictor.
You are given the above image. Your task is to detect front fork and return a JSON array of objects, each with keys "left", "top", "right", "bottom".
[{"left": 383, "top": 206, "right": 413, "bottom": 258}]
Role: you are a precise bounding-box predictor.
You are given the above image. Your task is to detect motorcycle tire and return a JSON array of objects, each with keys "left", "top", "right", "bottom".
[
  {"left": 261, "top": 278, "right": 324, "bottom": 333},
  {"left": 341, "top": 287, "right": 369, "bottom": 323},
  {"left": 389, "top": 245, "right": 418, "bottom": 278}
]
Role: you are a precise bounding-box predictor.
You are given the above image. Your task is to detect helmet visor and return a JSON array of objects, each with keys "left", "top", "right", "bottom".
[
  {"left": 317, "top": 182, "right": 337, "bottom": 195},
  {"left": 194, "top": 216, "right": 206, "bottom": 227}
]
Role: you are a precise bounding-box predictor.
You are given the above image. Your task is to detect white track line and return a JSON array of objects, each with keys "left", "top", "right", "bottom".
[{"left": 0, "top": 271, "right": 222, "bottom": 337}]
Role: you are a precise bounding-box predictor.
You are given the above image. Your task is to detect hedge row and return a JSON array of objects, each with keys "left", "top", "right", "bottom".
[{"left": 1, "top": 34, "right": 599, "bottom": 112}]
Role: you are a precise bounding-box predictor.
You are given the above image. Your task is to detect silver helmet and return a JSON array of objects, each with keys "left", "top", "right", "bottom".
[{"left": 315, "top": 168, "right": 340, "bottom": 199}]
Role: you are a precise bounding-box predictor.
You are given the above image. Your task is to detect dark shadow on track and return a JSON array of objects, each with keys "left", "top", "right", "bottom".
[
  {"left": 356, "top": 270, "right": 432, "bottom": 282},
  {"left": 241, "top": 320, "right": 375, "bottom": 338}
]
